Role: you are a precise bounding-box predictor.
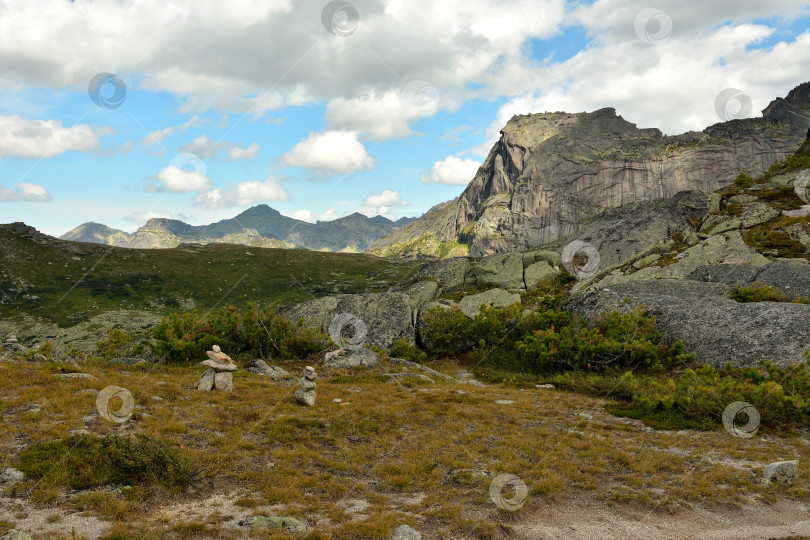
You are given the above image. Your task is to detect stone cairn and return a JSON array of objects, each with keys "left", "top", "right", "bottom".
[
  {"left": 1, "top": 334, "right": 25, "bottom": 354},
  {"left": 294, "top": 366, "right": 317, "bottom": 406},
  {"left": 197, "top": 345, "right": 237, "bottom": 391}
]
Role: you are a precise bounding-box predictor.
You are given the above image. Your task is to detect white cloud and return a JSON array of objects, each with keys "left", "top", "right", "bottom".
[
  {"left": 178, "top": 135, "right": 259, "bottom": 161},
  {"left": 420, "top": 156, "right": 481, "bottom": 185},
  {"left": 228, "top": 142, "right": 259, "bottom": 161},
  {"left": 0, "top": 182, "right": 52, "bottom": 202},
  {"left": 124, "top": 210, "right": 173, "bottom": 223},
  {"left": 141, "top": 116, "right": 208, "bottom": 151},
  {"left": 0, "top": 115, "right": 100, "bottom": 158},
  {"left": 179, "top": 135, "right": 229, "bottom": 159},
  {"left": 360, "top": 189, "right": 407, "bottom": 217},
  {"left": 153, "top": 166, "right": 213, "bottom": 193},
  {"left": 192, "top": 175, "right": 288, "bottom": 209},
  {"left": 281, "top": 131, "right": 375, "bottom": 173},
  {"left": 285, "top": 208, "right": 340, "bottom": 223}
]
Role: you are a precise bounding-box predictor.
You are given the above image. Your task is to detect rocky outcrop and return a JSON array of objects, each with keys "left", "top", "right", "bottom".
[
  {"left": 371, "top": 83, "right": 810, "bottom": 258},
  {"left": 564, "top": 279, "right": 810, "bottom": 368},
  {"left": 278, "top": 292, "right": 415, "bottom": 351}
]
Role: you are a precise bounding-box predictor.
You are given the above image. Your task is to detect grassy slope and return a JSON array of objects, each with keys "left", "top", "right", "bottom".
[
  {"left": 0, "top": 358, "right": 807, "bottom": 538},
  {"left": 0, "top": 232, "right": 418, "bottom": 327}
]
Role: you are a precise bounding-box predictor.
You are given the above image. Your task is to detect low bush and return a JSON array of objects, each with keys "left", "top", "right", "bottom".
[
  {"left": 730, "top": 282, "right": 809, "bottom": 303},
  {"left": 422, "top": 301, "right": 693, "bottom": 373},
  {"left": 17, "top": 434, "right": 197, "bottom": 490},
  {"left": 93, "top": 329, "right": 145, "bottom": 361},
  {"left": 151, "top": 303, "right": 331, "bottom": 363},
  {"left": 544, "top": 360, "right": 810, "bottom": 430}
]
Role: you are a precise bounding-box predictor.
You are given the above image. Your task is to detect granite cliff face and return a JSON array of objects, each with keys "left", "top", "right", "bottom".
[{"left": 371, "top": 83, "right": 810, "bottom": 258}]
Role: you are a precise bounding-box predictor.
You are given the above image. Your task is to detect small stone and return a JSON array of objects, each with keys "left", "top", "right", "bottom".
[
  {"left": 197, "top": 368, "right": 216, "bottom": 391},
  {"left": 535, "top": 384, "right": 554, "bottom": 389},
  {"left": 333, "top": 398, "right": 342, "bottom": 403},
  {"left": 214, "top": 372, "right": 234, "bottom": 392},
  {"left": 763, "top": 460, "right": 799, "bottom": 487},
  {"left": 238, "top": 516, "right": 306, "bottom": 533},
  {"left": 29, "top": 353, "right": 47, "bottom": 363},
  {"left": 391, "top": 524, "right": 422, "bottom": 540},
  {"left": 247, "top": 359, "right": 292, "bottom": 379},
  {"left": 1, "top": 467, "right": 24, "bottom": 484},
  {"left": 151, "top": 396, "right": 163, "bottom": 402},
  {"left": 295, "top": 389, "right": 316, "bottom": 406},
  {"left": 201, "top": 359, "right": 238, "bottom": 372},
  {"left": 495, "top": 399, "right": 515, "bottom": 405},
  {"left": 56, "top": 372, "right": 96, "bottom": 379}
]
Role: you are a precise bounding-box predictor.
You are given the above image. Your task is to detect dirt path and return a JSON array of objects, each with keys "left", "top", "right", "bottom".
[{"left": 512, "top": 495, "right": 810, "bottom": 540}]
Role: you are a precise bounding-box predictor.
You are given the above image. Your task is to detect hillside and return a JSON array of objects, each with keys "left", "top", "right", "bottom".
[
  {"left": 61, "top": 205, "right": 417, "bottom": 252},
  {"left": 0, "top": 222, "right": 417, "bottom": 329},
  {"left": 370, "top": 82, "right": 810, "bottom": 259}
]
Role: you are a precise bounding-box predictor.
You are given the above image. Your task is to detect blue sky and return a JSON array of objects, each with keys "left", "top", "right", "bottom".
[{"left": 1, "top": 0, "right": 809, "bottom": 236}]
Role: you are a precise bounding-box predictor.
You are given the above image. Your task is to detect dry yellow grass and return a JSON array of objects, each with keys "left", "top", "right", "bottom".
[{"left": 0, "top": 356, "right": 808, "bottom": 539}]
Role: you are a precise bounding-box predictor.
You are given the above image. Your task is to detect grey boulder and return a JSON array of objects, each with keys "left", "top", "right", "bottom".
[
  {"left": 565, "top": 279, "right": 810, "bottom": 368},
  {"left": 279, "top": 292, "right": 414, "bottom": 352}
]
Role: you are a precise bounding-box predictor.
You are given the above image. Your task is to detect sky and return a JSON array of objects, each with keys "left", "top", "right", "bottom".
[{"left": 0, "top": 0, "right": 809, "bottom": 237}]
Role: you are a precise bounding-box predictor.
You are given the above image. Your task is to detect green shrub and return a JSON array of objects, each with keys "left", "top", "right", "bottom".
[
  {"left": 730, "top": 282, "right": 809, "bottom": 303},
  {"left": 546, "top": 360, "right": 810, "bottom": 430},
  {"left": 513, "top": 308, "right": 693, "bottom": 373},
  {"left": 390, "top": 339, "right": 427, "bottom": 363},
  {"left": 17, "top": 434, "right": 197, "bottom": 490},
  {"left": 151, "top": 303, "right": 331, "bottom": 363},
  {"left": 733, "top": 172, "right": 755, "bottom": 189},
  {"left": 94, "top": 329, "right": 144, "bottom": 361}
]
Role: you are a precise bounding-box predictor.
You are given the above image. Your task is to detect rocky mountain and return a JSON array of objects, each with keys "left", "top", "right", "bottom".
[
  {"left": 61, "top": 205, "right": 417, "bottom": 252},
  {"left": 370, "top": 82, "right": 810, "bottom": 259}
]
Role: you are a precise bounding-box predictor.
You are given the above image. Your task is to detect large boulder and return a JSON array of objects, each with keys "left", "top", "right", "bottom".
[
  {"left": 404, "top": 258, "right": 471, "bottom": 292},
  {"left": 524, "top": 260, "right": 558, "bottom": 290},
  {"left": 565, "top": 279, "right": 810, "bottom": 368},
  {"left": 279, "top": 293, "right": 414, "bottom": 352},
  {"left": 458, "top": 288, "right": 521, "bottom": 318},
  {"left": 473, "top": 253, "right": 525, "bottom": 289}
]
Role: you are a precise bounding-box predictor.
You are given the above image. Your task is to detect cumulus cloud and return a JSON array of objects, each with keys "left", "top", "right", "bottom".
[
  {"left": 420, "top": 156, "right": 481, "bottom": 185},
  {"left": 141, "top": 116, "right": 208, "bottom": 151},
  {"left": 178, "top": 135, "right": 259, "bottom": 161},
  {"left": 0, "top": 115, "right": 100, "bottom": 158},
  {"left": 152, "top": 166, "right": 213, "bottom": 193},
  {"left": 285, "top": 208, "right": 340, "bottom": 223},
  {"left": 281, "top": 131, "right": 375, "bottom": 173},
  {"left": 228, "top": 142, "right": 259, "bottom": 161},
  {"left": 123, "top": 210, "right": 174, "bottom": 223},
  {"left": 192, "top": 175, "right": 288, "bottom": 209},
  {"left": 0, "top": 182, "right": 52, "bottom": 202},
  {"left": 359, "top": 189, "right": 407, "bottom": 217}
]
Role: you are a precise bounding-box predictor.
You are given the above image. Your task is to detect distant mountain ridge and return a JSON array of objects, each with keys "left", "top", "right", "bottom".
[{"left": 61, "top": 205, "right": 417, "bottom": 252}]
